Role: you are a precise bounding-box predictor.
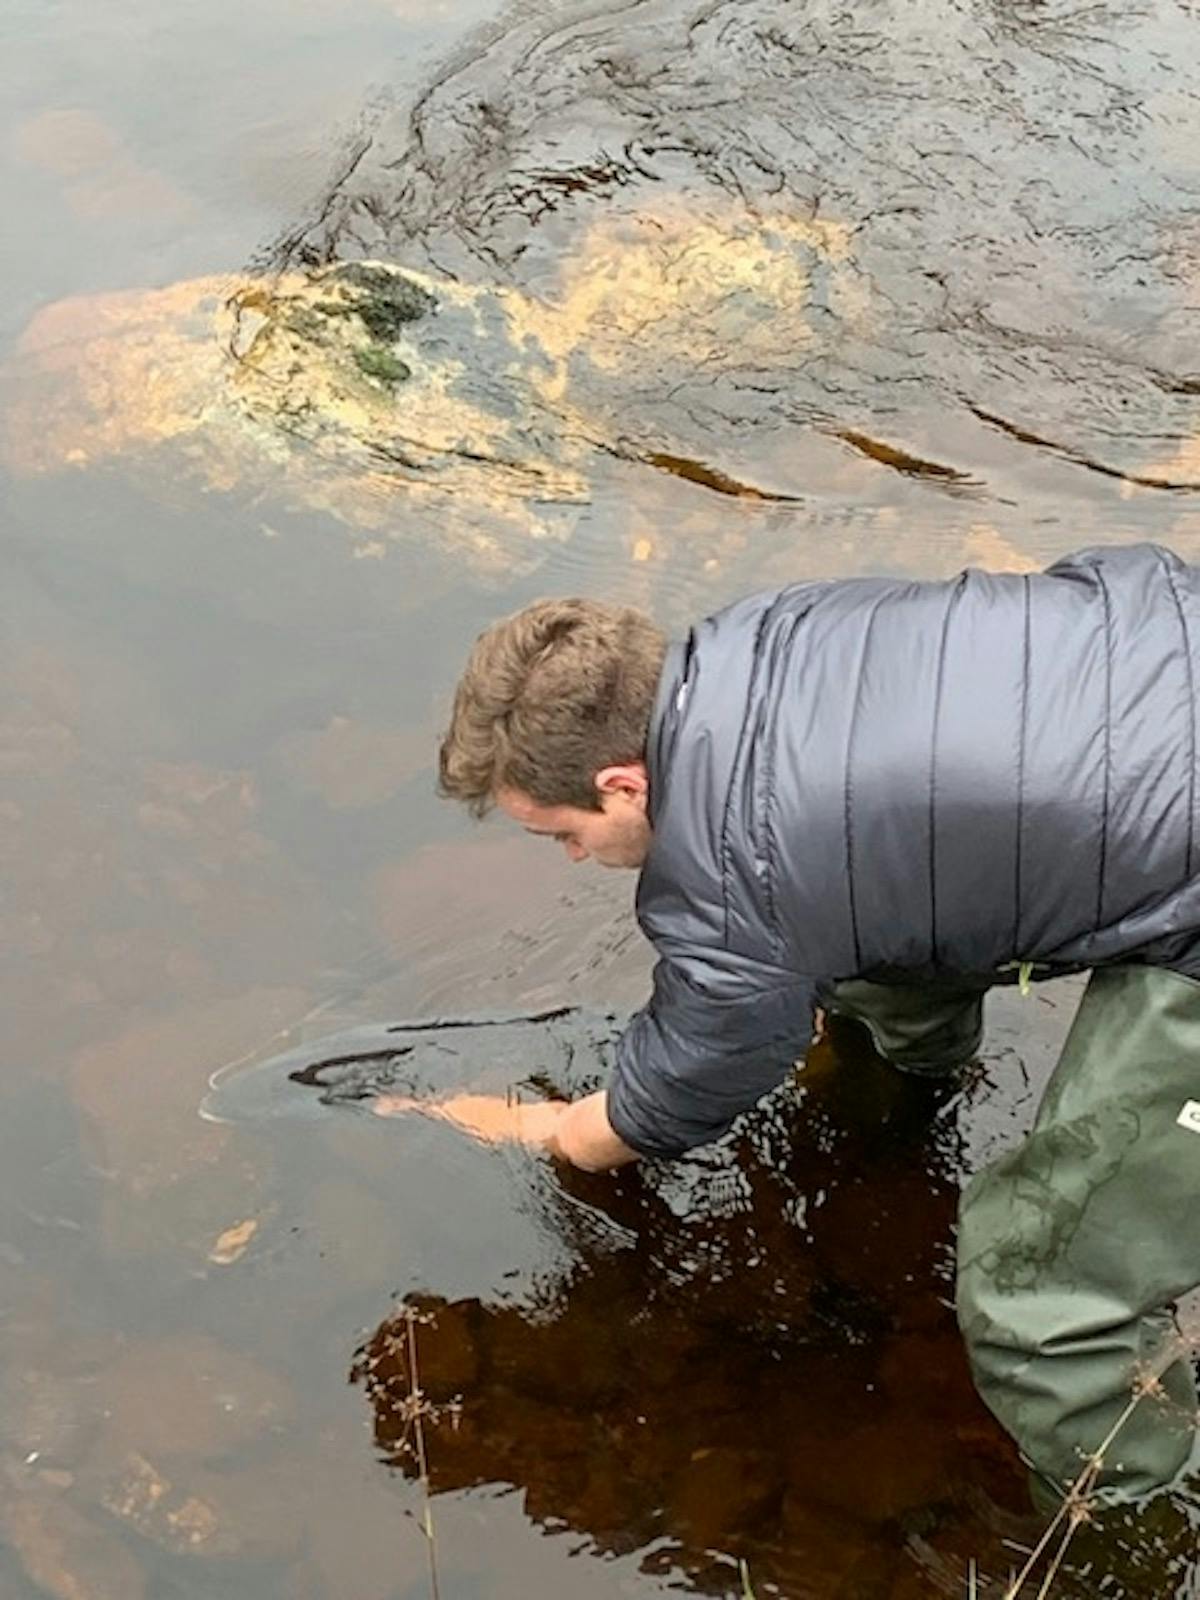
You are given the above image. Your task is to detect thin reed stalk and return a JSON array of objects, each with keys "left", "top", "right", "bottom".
[
  {"left": 991, "top": 1332, "right": 1193, "bottom": 1600},
  {"left": 405, "top": 1305, "right": 442, "bottom": 1600}
]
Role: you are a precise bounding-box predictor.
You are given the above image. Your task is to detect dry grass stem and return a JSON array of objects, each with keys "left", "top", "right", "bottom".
[
  {"left": 992, "top": 1331, "right": 1196, "bottom": 1600},
  {"left": 405, "top": 1305, "right": 442, "bottom": 1600}
]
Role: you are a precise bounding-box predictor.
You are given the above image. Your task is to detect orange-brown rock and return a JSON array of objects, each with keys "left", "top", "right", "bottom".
[
  {"left": 95, "top": 1451, "right": 306, "bottom": 1561},
  {"left": 3, "top": 1489, "right": 147, "bottom": 1600},
  {"left": 271, "top": 715, "right": 427, "bottom": 809},
  {"left": 89, "top": 1334, "right": 294, "bottom": 1462},
  {"left": 69, "top": 988, "right": 304, "bottom": 1256}
]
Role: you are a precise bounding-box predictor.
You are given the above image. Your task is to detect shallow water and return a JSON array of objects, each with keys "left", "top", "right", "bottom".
[{"left": 2, "top": 0, "right": 1200, "bottom": 1595}]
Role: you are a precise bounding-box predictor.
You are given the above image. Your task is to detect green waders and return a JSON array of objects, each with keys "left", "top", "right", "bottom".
[
  {"left": 831, "top": 965, "right": 1200, "bottom": 1502},
  {"left": 829, "top": 974, "right": 989, "bottom": 1077}
]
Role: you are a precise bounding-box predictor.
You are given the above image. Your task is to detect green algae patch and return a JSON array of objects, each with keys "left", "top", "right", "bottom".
[
  {"left": 353, "top": 345, "right": 412, "bottom": 387},
  {"left": 329, "top": 261, "right": 436, "bottom": 341}
]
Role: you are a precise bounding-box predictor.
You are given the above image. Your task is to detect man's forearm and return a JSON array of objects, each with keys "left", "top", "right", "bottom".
[
  {"left": 550, "top": 1090, "right": 640, "bottom": 1172},
  {"left": 373, "top": 1085, "right": 640, "bottom": 1171}
]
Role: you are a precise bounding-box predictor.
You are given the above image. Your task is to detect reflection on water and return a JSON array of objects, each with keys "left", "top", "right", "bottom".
[
  {"left": 354, "top": 1019, "right": 1200, "bottom": 1599},
  {"left": 3, "top": 0, "right": 1200, "bottom": 1594},
  {"left": 354, "top": 1028, "right": 988, "bottom": 1593}
]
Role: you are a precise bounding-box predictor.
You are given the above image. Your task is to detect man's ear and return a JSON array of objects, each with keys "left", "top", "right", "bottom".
[{"left": 594, "top": 761, "right": 649, "bottom": 804}]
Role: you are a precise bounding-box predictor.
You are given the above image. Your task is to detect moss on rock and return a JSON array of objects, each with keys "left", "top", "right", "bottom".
[
  {"left": 352, "top": 345, "right": 412, "bottom": 387},
  {"left": 328, "top": 261, "right": 436, "bottom": 342}
]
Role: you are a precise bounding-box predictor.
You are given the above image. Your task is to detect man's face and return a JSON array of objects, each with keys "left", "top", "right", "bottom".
[{"left": 496, "top": 768, "right": 652, "bottom": 869}]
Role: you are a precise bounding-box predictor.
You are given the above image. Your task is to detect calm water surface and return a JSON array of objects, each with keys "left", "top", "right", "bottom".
[{"left": 2, "top": 1, "right": 1200, "bottom": 1595}]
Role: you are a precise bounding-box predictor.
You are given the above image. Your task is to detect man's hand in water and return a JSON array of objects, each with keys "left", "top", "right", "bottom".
[
  {"left": 371, "top": 1092, "right": 567, "bottom": 1146},
  {"left": 372, "top": 1087, "right": 638, "bottom": 1172}
]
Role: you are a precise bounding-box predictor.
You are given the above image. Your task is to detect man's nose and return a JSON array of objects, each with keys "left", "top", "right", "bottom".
[{"left": 564, "top": 840, "right": 588, "bottom": 864}]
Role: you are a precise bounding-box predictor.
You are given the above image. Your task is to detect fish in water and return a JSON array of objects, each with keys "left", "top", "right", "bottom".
[{"left": 200, "top": 1006, "right": 620, "bottom": 1132}]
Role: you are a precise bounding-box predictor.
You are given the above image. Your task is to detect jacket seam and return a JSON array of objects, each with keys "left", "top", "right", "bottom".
[
  {"left": 929, "top": 578, "right": 964, "bottom": 964},
  {"left": 720, "top": 607, "right": 776, "bottom": 949},
  {"left": 844, "top": 594, "right": 888, "bottom": 971},
  {"left": 1013, "top": 575, "right": 1031, "bottom": 959},
  {"left": 1161, "top": 552, "right": 1196, "bottom": 880},
  {"left": 1094, "top": 565, "right": 1113, "bottom": 931},
  {"left": 759, "top": 610, "right": 804, "bottom": 957}
]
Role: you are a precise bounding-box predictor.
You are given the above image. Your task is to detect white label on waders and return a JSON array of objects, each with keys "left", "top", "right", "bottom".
[{"left": 1177, "top": 1100, "right": 1200, "bottom": 1134}]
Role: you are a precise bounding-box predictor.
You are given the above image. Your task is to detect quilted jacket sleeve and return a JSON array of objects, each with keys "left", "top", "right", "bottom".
[{"left": 605, "top": 949, "right": 817, "bottom": 1158}]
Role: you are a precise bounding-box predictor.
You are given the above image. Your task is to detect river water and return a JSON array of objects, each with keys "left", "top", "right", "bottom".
[{"left": 2, "top": 0, "right": 1199, "bottom": 1595}]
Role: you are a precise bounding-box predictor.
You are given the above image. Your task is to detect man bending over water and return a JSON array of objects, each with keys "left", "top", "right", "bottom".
[{"left": 387, "top": 543, "right": 1200, "bottom": 1508}]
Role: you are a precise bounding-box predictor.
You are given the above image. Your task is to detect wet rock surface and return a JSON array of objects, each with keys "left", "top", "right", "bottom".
[
  {"left": 1, "top": 218, "right": 858, "bottom": 567},
  {"left": 274, "top": 0, "right": 1200, "bottom": 500},
  {"left": 6, "top": 4, "right": 1200, "bottom": 577}
]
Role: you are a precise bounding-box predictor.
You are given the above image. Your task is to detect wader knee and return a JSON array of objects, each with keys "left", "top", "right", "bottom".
[{"left": 957, "top": 965, "right": 1200, "bottom": 1501}]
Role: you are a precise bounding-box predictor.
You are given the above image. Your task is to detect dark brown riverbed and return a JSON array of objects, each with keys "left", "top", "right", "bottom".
[{"left": 2, "top": 1, "right": 1200, "bottom": 1596}]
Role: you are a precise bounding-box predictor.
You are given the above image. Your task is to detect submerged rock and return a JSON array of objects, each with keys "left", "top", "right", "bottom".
[
  {"left": 2, "top": 1486, "right": 147, "bottom": 1600},
  {"left": 2, "top": 205, "right": 851, "bottom": 570},
  {"left": 95, "top": 1451, "right": 305, "bottom": 1562},
  {"left": 88, "top": 1334, "right": 294, "bottom": 1462},
  {"left": 70, "top": 987, "right": 305, "bottom": 1260},
  {"left": 2, "top": 1365, "right": 95, "bottom": 1468}
]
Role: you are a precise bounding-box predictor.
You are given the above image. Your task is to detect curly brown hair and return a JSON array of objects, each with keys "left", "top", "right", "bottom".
[{"left": 439, "top": 598, "right": 668, "bottom": 815}]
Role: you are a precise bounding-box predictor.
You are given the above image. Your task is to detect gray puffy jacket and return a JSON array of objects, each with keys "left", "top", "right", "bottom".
[{"left": 606, "top": 543, "right": 1200, "bottom": 1157}]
